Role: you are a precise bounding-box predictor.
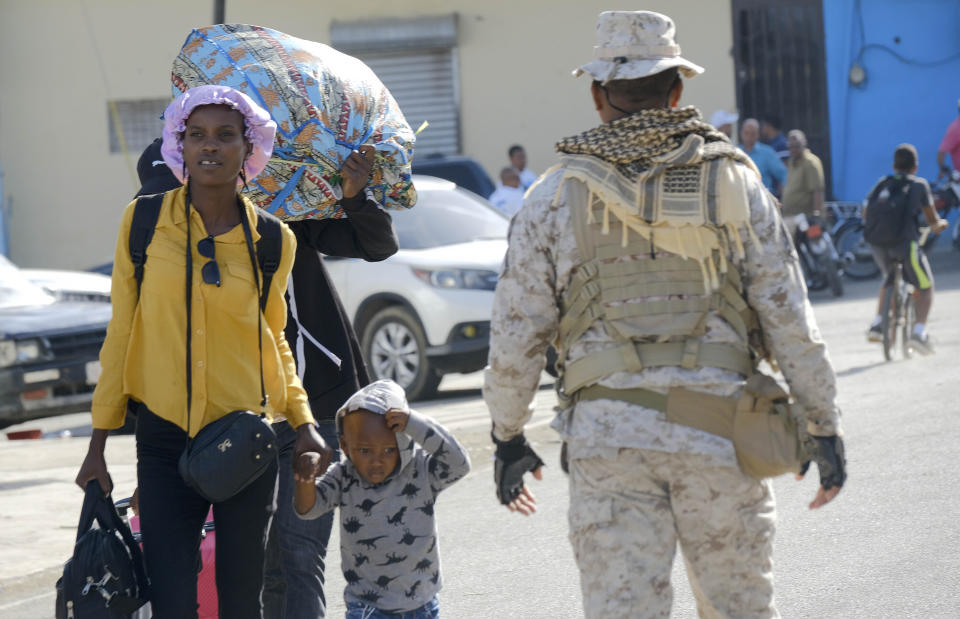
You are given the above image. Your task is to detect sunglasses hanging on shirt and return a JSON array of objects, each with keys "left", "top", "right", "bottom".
[{"left": 197, "top": 236, "right": 221, "bottom": 286}]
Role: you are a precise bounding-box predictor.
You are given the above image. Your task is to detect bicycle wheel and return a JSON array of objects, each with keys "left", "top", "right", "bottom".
[
  {"left": 880, "top": 271, "right": 901, "bottom": 361},
  {"left": 901, "top": 288, "right": 917, "bottom": 359}
]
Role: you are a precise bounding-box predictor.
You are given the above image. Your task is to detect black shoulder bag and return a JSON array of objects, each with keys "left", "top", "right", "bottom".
[
  {"left": 177, "top": 190, "right": 278, "bottom": 503},
  {"left": 55, "top": 481, "right": 149, "bottom": 618}
]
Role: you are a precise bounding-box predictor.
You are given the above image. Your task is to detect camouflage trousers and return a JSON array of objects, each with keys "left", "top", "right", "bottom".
[{"left": 567, "top": 448, "right": 779, "bottom": 619}]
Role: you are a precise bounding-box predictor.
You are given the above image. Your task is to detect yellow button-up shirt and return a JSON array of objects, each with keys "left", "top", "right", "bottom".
[{"left": 91, "top": 187, "right": 314, "bottom": 436}]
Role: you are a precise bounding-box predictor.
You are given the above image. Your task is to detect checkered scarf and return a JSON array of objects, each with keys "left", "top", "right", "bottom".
[{"left": 555, "top": 106, "right": 750, "bottom": 180}]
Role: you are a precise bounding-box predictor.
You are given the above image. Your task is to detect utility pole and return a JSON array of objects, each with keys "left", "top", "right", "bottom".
[{"left": 214, "top": 0, "right": 225, "bottom": 24}]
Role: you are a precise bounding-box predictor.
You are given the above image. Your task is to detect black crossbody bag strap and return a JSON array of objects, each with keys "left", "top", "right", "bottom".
[{"left": 183, "top": 187, "right": 267, "bottom": 440}]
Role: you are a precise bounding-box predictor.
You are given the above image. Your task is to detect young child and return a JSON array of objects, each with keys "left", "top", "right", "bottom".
[{"left": 294, "top": 380, "right": 471, "bottom": 618}]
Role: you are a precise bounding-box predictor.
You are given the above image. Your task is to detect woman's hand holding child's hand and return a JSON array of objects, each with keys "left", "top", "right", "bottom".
[
  {"left": 294, "top": 452, "right": 323, "bottom": 484},
  {"left": 293, "top": 452, "right": 324, "bottom": 515},
  {"left": 385, "top": 409, "right": 409, "bottom": 433}
]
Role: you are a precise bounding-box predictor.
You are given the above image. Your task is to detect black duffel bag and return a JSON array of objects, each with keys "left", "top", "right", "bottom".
[{"left": 55, "top": 482, "right": 149, "bottom": 618}]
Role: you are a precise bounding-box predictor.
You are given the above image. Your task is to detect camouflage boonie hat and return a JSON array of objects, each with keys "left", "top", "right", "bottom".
[{"left": 573, "top": 10, "right": 705, "bottom": 84}]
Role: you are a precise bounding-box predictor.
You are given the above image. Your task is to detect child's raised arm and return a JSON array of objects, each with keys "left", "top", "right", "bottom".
[{"left": 401, "top": 411, "right": 471, "bottom": 493}]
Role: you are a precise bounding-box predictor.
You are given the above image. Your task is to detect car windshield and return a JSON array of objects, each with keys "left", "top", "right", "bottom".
[
  {"left": 393, "top": 184, "right": 509, "bottom": 250},
  {"left": 0, "top": 255, "right": 55, "bottom": 309}
]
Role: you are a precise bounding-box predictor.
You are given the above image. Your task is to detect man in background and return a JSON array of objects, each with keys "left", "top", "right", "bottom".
[
  {"left": 709, "top": 109, "right": 738, "bottom": 140},
  {"left": 780, "top": 129, "right": 825, "bottom": 237},
  {"left": 761, "top": 115, "right": 789, "bottom": 162},
  {"left": 488, "top": 167, "right": 525, "bottom": 217},
  {"left": 740, "top": 118, "right": 787, "bottom": 196},
  {"left": 509, "top": 144, "right": 538, "bottom": 189}
]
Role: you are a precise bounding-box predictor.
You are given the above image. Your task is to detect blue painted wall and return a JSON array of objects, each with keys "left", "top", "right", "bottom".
[{"left": 823, "top": 0, "right": 960, "bottom": 201}]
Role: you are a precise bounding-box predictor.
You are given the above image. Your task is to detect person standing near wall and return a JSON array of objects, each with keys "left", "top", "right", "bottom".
[
  {"left": 740, "top": 118, "right": 787, "bottom": 196},
  {"left": 709, "top": 109, "right": 738, "bottom": 140},
  {"left": 509, "top": 145, "right": 538, "bottom": 189},
  {"left": 761, "top": 115, "right": 789, "bottom": 162},
  {"left": 780, "top": 129, "right": 825, "bottom": 237},
  {"left": 937, "top": 99, "right": 960, "bottom": 179},
  {"left": 488, "top": 167, "right": 525, "bottom": 217},
  {"left": 484, "top": 10, "right": 846, "bottom": 618}
]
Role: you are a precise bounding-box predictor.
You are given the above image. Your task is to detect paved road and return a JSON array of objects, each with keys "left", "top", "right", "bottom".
[{"left": 2, "top": 252, "right": 959, "bottom": 618}]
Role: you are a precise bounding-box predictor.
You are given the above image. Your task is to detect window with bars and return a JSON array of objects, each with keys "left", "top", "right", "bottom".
[{"left": 107, "top": 98, "right": 168, "bottom": 154}]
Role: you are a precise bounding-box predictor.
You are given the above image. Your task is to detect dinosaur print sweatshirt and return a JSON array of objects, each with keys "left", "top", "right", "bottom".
[{"left": 298, "top": 410, "right": 471, "bottom": 613}]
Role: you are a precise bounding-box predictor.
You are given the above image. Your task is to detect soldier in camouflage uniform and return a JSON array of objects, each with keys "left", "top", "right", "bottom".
[{"left": 483, "top": 11, "right": 847, "bottom": 619}]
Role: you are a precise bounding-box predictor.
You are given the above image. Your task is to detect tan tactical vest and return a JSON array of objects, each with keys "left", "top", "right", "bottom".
[{"left": 552, "top": 147, "right": 767, "bottom": 405}]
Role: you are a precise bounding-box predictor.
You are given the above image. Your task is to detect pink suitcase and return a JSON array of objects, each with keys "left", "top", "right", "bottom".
[{"left": 118, "top": 499, "right": 219, "bottom": 618}]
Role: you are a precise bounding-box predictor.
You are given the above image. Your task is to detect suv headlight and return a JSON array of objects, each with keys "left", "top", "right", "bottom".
[
  {"left": 412, "top": 268, "right": 498, "bottom": 291},
  {"left": 0, "top": 341, "right": 14, "bottom": 368},
  {"left": 0, "top": 338, "right": 44, "bottom": 368}
]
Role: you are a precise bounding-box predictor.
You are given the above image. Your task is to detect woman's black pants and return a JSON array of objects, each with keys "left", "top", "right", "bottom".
[{"left": 135, "top": 404, "right": 278, "bottom": 619}]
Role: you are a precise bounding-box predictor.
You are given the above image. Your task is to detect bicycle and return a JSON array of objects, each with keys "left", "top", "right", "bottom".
[
  {"left": 879, "top": 260, "right": 917, "bottom": 362},
  {"left": 878, "top": 227, "right": 930, "bottom": 361}
]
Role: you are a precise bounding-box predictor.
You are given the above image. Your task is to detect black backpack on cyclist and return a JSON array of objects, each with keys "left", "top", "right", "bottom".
[{"left": 863, "top": 175, "right": 913, "bottom": 247}]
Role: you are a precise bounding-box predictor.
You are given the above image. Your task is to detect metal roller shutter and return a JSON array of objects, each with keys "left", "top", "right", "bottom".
[
  {"left": 331, "top": 15, "right": 460, "bottom": 157},
  {"left": 357, "top": 50, "right": 459, "bottom": 157}
]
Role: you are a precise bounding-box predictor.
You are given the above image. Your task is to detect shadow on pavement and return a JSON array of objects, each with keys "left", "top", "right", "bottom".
[
  {"left": 0, "top": 478, "right": 60, "bottom": 491},
  {"left": 836, "top": 360, "right": 889, "bottom": 378}
]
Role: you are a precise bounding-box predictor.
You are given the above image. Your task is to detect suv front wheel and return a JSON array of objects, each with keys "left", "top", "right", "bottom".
[{"left": 361, "top": 306, "right": 442, "bottom": 402}]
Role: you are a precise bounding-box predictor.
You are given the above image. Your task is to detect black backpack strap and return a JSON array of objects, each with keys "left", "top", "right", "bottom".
[
  {"left": 255, "top": 210, "right": 284, "bottom": 312},
  {"left": 129, "top": 193, "right": 165, "bottom": 298}
]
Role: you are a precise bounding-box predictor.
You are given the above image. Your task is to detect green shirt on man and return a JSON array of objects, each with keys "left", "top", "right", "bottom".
[{"left": 781, "top": 149, "right": 824, "bottom": 216}]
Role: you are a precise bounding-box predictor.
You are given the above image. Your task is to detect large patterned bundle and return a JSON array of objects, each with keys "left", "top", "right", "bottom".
[{"left": 172, "top": 24, "right": 416, "bottom": 220}]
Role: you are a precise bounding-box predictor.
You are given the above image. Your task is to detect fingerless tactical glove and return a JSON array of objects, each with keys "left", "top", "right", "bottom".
[
  {"left": 801, "top": 435, "right": 847, "bottom": 491},
  {"left": 492, "top": 432, "right": 545, "bottom": 505}
]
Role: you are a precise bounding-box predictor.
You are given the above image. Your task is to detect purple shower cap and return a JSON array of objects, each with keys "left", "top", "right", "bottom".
[{"left": 161, "top": 84, "right": 277, "bottom": 185}]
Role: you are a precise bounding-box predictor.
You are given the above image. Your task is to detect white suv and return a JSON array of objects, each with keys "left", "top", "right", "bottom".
[{"left": 324, "top": 175, "right": 509, "bottom": 401}]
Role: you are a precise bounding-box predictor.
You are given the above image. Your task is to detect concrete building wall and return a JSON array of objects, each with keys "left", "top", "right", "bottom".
[{"left": 0, "top": 0, "right": 734, "bottom": 268}]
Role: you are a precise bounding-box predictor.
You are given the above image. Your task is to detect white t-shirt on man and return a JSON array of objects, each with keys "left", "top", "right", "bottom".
[
  {"left": 488, "top": 185, "right": 525, "bottom": 217},
  {"left": 516, "top": 167, "right": 537, "bottom": 189}
]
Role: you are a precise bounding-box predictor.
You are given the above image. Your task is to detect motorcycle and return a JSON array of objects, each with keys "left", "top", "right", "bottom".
[
  {"left": 792, "top": 213, "right": 844, "bottom": 296},
  {"left": 828, "top": 201, "right": 880, "bottom": 280},
  {"left": 925, "top": 170, "right": 960, "bottom": 253}
]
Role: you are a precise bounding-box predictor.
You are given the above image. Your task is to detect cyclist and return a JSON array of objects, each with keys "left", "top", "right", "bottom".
[{"left": 864, "top": 144, "right": 948, "bottom": 353}]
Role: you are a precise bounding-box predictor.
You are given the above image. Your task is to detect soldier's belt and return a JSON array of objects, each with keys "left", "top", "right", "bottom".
[
  {"left": 572, "top": 375, "right": 804, "bottom": 479},
  {"left": 563, "top": 341, "right": 752, "bottom": 394}
]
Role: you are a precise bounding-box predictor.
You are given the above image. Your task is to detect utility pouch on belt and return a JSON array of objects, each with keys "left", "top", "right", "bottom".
[{"left": 664, "top": 374, "right": 804, "bottom": 479}]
